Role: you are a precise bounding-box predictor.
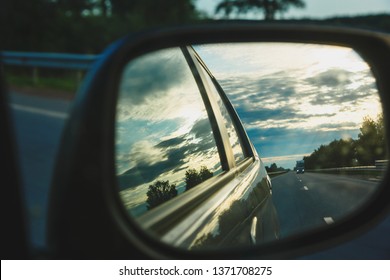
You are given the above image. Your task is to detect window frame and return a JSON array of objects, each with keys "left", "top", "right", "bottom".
[{"left": 188, "top": 46, "right": 255, "bottom": 162}]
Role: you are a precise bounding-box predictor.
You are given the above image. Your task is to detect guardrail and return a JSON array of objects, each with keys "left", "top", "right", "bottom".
[
  {"left": 1, "top": 51, "right": 100, "bottom": 86},
  {"left": 308, "top": 160, "right": 388, "bottom": 173},
  {"left": 375, "top": 159, "right": 388, "bottom": 170},
  {"left": 1, "top": 51, "right": 99, "bottom": 70},
  {"left": 267, "top": 170, "right": 289, "bottom": 178},
  {"left": 306, "top": 163, "right": 387, "bottom": 180},
  {"left": 311, "top": 166, "right": 376, "bottom": 172}
]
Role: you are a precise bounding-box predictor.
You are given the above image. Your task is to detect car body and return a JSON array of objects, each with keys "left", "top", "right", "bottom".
[{"left": 115, "top": 46, "right": 280, "bottom": 249}]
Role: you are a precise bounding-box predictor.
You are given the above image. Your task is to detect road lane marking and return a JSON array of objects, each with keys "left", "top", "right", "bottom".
[
  {"left": 368, "top": 178, "right": 381, "bottom": 182},
  {"left": 324, "top": 217, "right": 334, "bottom": 225},
  {"left": 10, "top": 104, "right": 68, "bottom": 119},
  {"left": 301, "top": 186, "right": 309, "bottom": 191},
  {"left": 250, "top": 216, "right": 258, "bottom": 245}
]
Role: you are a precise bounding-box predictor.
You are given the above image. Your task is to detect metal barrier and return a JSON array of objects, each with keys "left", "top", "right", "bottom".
[
  {"left": 375, "top": 160, "right": 388, "bottom": 170},
  {"left": 1, "top": 51, "right": 100, "bottom": 86},
  {"left": 309, "top": 160, "right": 388, "bottom": 173},
  {"left": 311, "top": 166, "right": 376, "bottom": 172},
  {"left": 0, "top": 51, "right": 99, "bottom": 70}
]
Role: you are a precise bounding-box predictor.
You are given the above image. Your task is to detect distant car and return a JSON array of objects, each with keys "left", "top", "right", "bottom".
[{"left": 296, "top": 160, "right": 305, "bottom": 174}]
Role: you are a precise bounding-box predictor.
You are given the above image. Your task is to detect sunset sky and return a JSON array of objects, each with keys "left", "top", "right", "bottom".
[{"left": 195, "top": 43, "right": 382, "bottom": 168}]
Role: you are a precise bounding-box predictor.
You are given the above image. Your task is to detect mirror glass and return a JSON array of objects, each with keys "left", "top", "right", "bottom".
[
  {"left": 115, "top": 48, "right": 223, "bottom": 217},
  {"left": 115, "top": 43, "right": 387, "bottom": 249}
]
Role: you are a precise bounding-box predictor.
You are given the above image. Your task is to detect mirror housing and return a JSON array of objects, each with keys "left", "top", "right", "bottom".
[
  {"left": 47, "top": 23, "right": 390, "bottom": 259},
  {"left": 0, "top": 60, "right": 29, "bottom": 259}
]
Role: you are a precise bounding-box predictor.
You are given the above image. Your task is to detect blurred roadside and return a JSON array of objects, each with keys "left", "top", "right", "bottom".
[
  {"left": 2, "top": 0, "right": 388, "bottom": 101},
  {"left": 9, "top": 85, "right": 75, "bottom": 101}
]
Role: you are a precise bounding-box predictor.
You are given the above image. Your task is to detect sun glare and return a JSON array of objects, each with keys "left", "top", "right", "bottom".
[
  {"left": 196, "top": 42, "right": 383, "bottom": 169},
  {"left": 303, "top": 44, "right": 369, "bottom": 75}
]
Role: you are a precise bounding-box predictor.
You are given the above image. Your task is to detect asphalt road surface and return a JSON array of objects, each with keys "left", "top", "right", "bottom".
[
  {"left": 7, "top": 91, "right": 390, "bottom": 258},
  {"left": 9, "top": 91, "right": 70, "bottom": 250},
  {"left": 271, "top": 171, "right": 390, "bottom": 259},
  {"left": 271, "top": 171, "right": 378, "bottom": 239}
]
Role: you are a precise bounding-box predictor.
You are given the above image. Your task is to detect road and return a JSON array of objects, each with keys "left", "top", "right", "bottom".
[
  {"left": 271, "top": 171, "right": 390, "bottom": 259},
  {"left": 271, "top": 171, "right": 378, "bottom": 238},
  {"left": 7, "top": 91, "right": 390, "bottom": 258},
  {"left": 9, "top": 91, "right": 70, "bottom": 250}
]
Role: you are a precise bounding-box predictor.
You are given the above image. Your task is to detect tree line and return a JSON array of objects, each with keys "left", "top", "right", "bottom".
[
  {"left": 146, "top": 166, "right": 213, "bottom": 210},
  {"left": 2, "top": 0, "right": 389, "bottom": 54},
  {"left": 2, "top": 0, "right": 306, "bottom": 54},
  {"left": 303, "top": 114, "right": 387, "bottom": 170},
  {"left": 265, "top": 163, "right": 289, "bottom": 173},
  {"left": 1, "top": 0, "right": 202, "bottom": 54}
]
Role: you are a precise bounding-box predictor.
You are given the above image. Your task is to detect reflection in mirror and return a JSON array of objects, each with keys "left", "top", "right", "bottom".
[
  {"left": 115, "top": 48, "right": 222, "bottom": 217},
  {"left": 115, "top": 43, "right": 387, "bottom": 250},
  {"left": 195, "top": 43, "right": 386, "bottom": 239},
  {"left": 197, "top": 62, "right": 246, "bottom": 164}
]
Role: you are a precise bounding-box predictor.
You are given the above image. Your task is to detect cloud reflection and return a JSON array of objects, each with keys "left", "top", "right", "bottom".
[
  {"left": 196, "top": 43, "right": 381, "bottom": 168},
  {"left": 115, "top": 48, "right": 221, "bottom": 216}
]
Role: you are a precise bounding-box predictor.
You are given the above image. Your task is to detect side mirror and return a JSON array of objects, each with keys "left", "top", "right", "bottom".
[{"left": 47, "top": 23, "right": 390, "bottom": 259}]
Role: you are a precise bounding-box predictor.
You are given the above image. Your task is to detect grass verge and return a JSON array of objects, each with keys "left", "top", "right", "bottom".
[{"left": 5, "top": 72, "right": 79, "bottom": 93}]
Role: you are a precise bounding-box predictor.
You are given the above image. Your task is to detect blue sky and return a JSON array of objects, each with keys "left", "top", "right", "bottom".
[{"left": 196, "top": 0, "right": 390, "bottom": 19}]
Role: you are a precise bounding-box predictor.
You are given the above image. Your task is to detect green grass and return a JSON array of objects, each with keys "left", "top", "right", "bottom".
[{"left": 5, "top": 72, "right": 79, "bottom": 92}]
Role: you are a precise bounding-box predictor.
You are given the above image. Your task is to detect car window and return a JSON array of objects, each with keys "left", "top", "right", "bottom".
[
  {"left": 197, "top": 62, "right": 246, "bottom": 164},
  {"left": 115, "top": 48, "right": 222, "bottom": 217}
]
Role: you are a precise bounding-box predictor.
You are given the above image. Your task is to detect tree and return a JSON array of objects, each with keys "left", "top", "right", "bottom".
[
  {"left": 55, "top": 0, "right": 94, "bottom": 17},
  {"left": 110, "top": 0, "right": 137, "bottom": 17},
  {"left": 99, "top": 0, "right": 109, "bottom": 17},
  {"left": 199, "top": 166, "right": 213, "bottom": 182},
  {"left": 304, "top": 138, "right": 356, "bottom": 170},
  {"left": 146, "top": 180, "right": 177, "bottom": 210},
  {"left": 110, "top": 0, "right": 199, "bottom": 25},
  {"left": 185, "top": 169, "right": 202, "bottom": 191},
  {"left": 185, "top": 166, "right": 213, "bottom": 191},
  {"left": 215, "top": 0, "right": 306, "bottom": 20},
  {"left": 264, "top": 163, "right": 279, "bottom": 172},
  {"left": 303, "top": 114, "right": 387, "bottom": 169},
  {"left": 355, "top": 114, "right": 386, "bottom": 165},
  {"left": 1, "top": 0, "right": 59, "bottom": 51}
]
